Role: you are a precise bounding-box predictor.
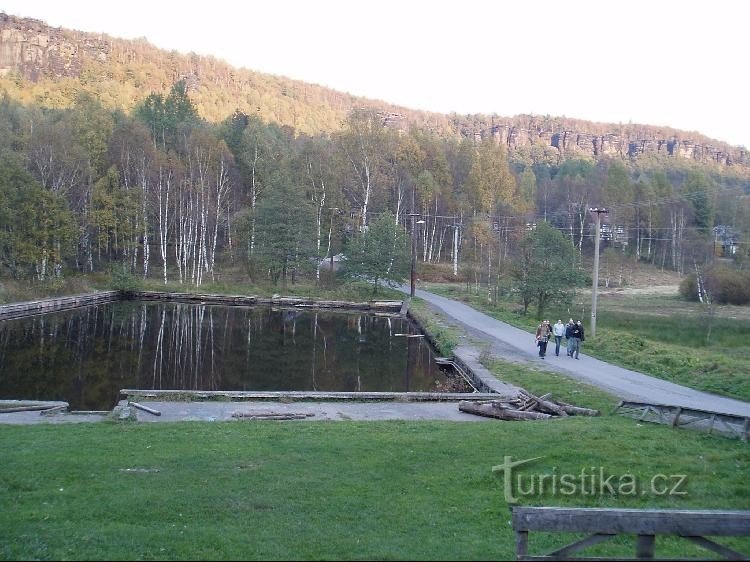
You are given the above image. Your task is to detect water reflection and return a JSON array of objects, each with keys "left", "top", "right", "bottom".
[{"left": 0, "top": 302, "right": 458, "bottom": 410}]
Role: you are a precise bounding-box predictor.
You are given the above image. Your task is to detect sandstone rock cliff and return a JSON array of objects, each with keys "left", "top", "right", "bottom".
[{"left": 1, "top": 12, "right": 747, "bottom": 172}]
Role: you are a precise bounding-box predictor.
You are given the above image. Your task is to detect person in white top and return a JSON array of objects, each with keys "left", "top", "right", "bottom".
[{"left": 552, "top": 319, "right": 566, "bottom": 357}]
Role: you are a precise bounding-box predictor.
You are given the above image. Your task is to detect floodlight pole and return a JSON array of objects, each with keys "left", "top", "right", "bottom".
[{"left": 589, "top": 207, "right": 608, "bottom": 338}]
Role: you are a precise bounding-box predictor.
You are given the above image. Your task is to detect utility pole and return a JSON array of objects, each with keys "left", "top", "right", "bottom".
[
  {"left": 589, "top": 207, "right": 608, "bottom": 338},
  {"left": 452, "top": 224, "right": 459, "bottom": 277}
]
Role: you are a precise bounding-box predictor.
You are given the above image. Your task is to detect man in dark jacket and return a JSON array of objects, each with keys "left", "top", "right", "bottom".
[
  {"left": 570, "top": 320, "right": 585, "bottom": 359},
  {"left": 565, "top": 318, "right": 575, "bottom": 357}
]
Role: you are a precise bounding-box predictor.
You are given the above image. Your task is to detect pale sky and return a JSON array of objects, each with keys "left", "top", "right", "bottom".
[{"left": 2, "top": 0, "right": 748, "bottom": 147}]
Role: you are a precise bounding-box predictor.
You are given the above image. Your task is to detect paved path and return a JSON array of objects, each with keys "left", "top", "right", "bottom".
[{"left": 409, "top": 287, "right": 750, "bottom": 417}]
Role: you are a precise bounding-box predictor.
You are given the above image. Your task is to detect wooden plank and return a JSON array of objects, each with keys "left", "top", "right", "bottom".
[
  {"left": 512, "top": 507, "right": 750, "bottom": 536},
  {"left": 635, "top": 534, "right": 655, "bottom": 559},
  {"left": 0, "top": 403, "right": 65, "bottom": 413},
  {"left": 682, "top": 535, "right": 747, "bottom": 560},
  {"left": 121, "top": 389, "right": 508, "bottom": 402},
  {"left": 516, "top": 530, "right": 529, "bottom": 558}
]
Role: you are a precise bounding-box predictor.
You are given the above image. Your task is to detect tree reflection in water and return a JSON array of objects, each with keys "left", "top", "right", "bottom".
[{"left": 0, "top": 302, "right": 464, "bottom": 410}]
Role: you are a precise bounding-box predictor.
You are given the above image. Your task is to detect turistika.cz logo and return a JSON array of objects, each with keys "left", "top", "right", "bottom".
[{"left": 491, "top": 456, "right": 688, "bottom": 503}]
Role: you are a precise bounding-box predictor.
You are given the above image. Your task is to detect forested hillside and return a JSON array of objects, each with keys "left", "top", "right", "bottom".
[{"left": 0, "top": 12, "right": 748, "bottom": 297}]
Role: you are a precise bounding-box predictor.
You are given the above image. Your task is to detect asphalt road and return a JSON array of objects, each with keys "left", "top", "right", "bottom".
[{"left": 408, "top": 287, "right": 750, "bottom": 417}]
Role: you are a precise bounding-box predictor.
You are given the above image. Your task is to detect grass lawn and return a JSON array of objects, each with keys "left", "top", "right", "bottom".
[
  {"left": 1, "top": 416, "right": 748, "bottom": 561},
  {"left": 2, "top": 272, "right": 748, "bottom": 560},
  {"left": 424, "top": 283, "right": 750, "bottom": 402}
]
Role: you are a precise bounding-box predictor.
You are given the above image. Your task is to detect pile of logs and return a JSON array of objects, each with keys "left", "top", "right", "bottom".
[{"left": 459, "top": 390, "right": 599, "bottom": 421}]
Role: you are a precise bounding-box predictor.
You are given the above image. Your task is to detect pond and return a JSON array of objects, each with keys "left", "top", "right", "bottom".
[{"left": 0, "top": 302, "right": 467, "bottom": 410}]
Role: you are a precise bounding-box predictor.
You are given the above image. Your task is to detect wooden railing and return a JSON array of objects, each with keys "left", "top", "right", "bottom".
[{"left": 512, "top": 506, "right": 750, "bottom": 560}]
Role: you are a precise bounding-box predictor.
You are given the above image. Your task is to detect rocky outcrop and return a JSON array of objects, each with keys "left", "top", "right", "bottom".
[
  {"left": 0, "top": 13, "right": 110, "bottom": 80},
  {"left": 469, "top": 119, "right": 748, "bottom": 169},
  {"left": 1, "top": 12, "right": 747, "bottom": 172}
]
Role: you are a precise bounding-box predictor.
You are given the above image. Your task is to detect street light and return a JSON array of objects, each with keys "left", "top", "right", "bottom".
[
  {"left": 408, "top": 212, "right": 424, "bottom": 297},
  {"left": 589, "top": 207, "right": 609, "bottom": 338},
  {"left": 327, "top": 207, "right": 340, "bottom": 281}
]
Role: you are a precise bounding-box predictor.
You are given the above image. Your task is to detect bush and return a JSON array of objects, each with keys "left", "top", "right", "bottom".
[
  {"left": 108, "top": 263, "right": 141, "bottom": 292},
  {"left": 711, "top": 268, "right": 750, "bottom": 305},
  {"left": 679, "top": 274, "right": 698, "bottom": 301},
  {"left": 679, "top": 267, "right": 750, "bottom": 305}
]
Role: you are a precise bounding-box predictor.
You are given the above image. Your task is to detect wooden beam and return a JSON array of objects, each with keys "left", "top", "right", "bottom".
[
  {"left": 635, "top": 534, "right": 655, "bottom": 559},
  {"left": 512, "top": 507, "right": 750, "bottom": 536},
  {"left": 682, "top": 535, "right": 746, "bottom": 560},
  {"left": 516, "top": 530, "right": 529, "bottom": 558}
]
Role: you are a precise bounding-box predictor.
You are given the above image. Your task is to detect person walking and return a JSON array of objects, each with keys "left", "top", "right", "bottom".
[
  {"left": 535, "top": 320, "right": 552, "bottom": 359},
  {"left": 565, "top": 318, "right": 575, "bottom": 357},
  {"left": 552, "top": 319, "right": 565, "bottom": 356},
  {"left": 569, "top": 320, "right": 584, "bottom": 359}
]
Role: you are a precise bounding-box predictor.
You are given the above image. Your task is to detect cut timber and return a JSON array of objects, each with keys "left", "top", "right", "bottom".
[
  {"left": 0, "top": 402, "right": 67, "bottom": 414},
  {"left": 459, "top": 400, "right": 552, "bottom": 420},
  {"left": 554, "top": 400, "right": 600, "bottom": 416},
  {"left": 128, "top": 401, "right": 162, "bottom": 416},
  {"left": 231, "top": 411, "right": 314, "bottom": 420},
  {"left": 518, "top": 390, "right": 568, "bottom": 417}
]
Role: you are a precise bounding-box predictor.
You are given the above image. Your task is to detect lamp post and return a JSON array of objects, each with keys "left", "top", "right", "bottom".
[
  {"left": 589, "top": 207, "right": 609, "bottom": 338},
  {"left": 408, "top": 212, "right": 423, "bottom": 297},
  {"left": 327, "top": 207, "right": 339, "bottom": 281}
]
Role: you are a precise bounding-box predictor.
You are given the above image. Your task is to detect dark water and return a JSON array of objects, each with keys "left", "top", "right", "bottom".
[{"left": 0, "top": 302, "right": 465, "bottom": 410}]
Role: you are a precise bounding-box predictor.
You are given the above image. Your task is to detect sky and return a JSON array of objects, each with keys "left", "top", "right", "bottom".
[{"left": 2, "top": 0, "right": 748, "bottom": 147}]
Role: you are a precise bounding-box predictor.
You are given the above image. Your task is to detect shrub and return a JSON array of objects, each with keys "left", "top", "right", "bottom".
[
  {"left": 680, "top": 267, "right": 750, "bottom": 305},
  {"left": 109, "top": 263, "right": 141, "bottom": 292},
  {"left": 679, "top": 274, "right": 698, "bottom": 301},
  {"left": 710, "top": 268, "right": 750, "bottom": 305}
]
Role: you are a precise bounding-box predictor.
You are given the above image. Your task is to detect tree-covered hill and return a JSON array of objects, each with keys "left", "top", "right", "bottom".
[
  {"left": 0, "top": 12, "right": 748, "bottom": 303},
  {"left": 1, "top": 12, "right": 748, "bottom": 175}
]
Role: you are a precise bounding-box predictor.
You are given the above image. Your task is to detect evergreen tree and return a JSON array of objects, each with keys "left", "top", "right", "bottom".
[
  {"left": 253, "top": 170, "right": 315, "bottom": 286},
  {"left": 342, "top": 212, "right": 409, "bottom": 293}
]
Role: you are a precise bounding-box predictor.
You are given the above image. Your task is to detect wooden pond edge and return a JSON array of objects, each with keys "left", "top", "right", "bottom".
[
  {"left": 0, "top": 290, "right": 403, "bottom": 320},
  {"left": 120, "top": 389, "right": 510, "bottom": 403}
]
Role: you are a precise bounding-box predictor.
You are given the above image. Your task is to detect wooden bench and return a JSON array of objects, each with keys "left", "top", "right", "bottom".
[{"left": 512, "top": 506, "right": 750, "bottom": 560}]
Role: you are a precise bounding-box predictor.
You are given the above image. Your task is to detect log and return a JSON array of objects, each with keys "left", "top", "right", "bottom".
[
  {"left": 459, "top": 401, "right": 552, "bottom": 420},
  {"left": 554, "top": 400, "right": 601, "bottom": 417},
  {"left": 0, "top": 404, "right": 63, "bottom": 413},
  {"left": 231, "top": 411, "right": 314, "bottom": 420},
  {"left": 128, "top": 401, "right": 162, "bottom": 416},
  {"left": 519, "top": 391, "right": 568, "bottom": 417}
]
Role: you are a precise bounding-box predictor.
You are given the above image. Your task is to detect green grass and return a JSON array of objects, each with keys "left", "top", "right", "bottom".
[
  {"left": 0, "top": 420, "right": 748, "bottom": 560},
  {"left": 136, "top": 277, "right": 404, "bottom": 302},
  {"left": 409, "top": 298, "right": 461, "bottom": 356},
  {"left": 483, "top": 358, "right": 619, "bottom": 415},
  {"left": 425, "top": 283, "right": 750, "bottom": 402}
]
